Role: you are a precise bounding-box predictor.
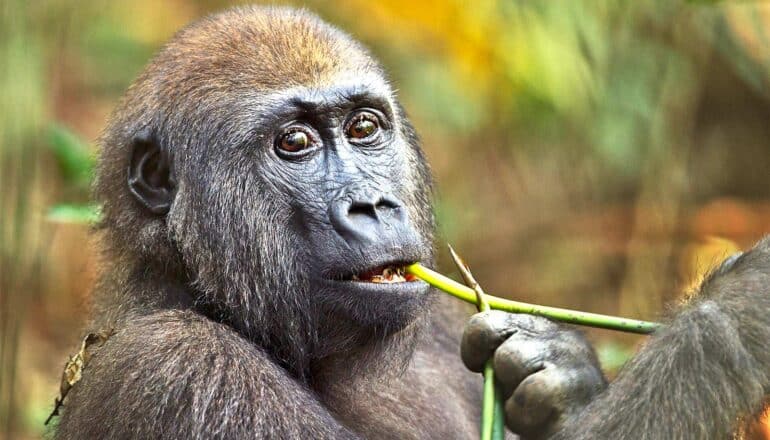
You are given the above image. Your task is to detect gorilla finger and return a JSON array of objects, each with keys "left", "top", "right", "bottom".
[
  {"left": 462, "top": 311, "right": 559, "bottom": 372},
  {"left": 461, "top": 310, "right": 519, "bottom": 372},
  {"left": 492, "top": 335, "right": 550, "bottom": 397},
  {"left": 504, "top": 369, "right": 570, "bottom": 438}
]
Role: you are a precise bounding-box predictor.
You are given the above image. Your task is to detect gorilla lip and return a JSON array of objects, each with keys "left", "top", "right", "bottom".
[{"left": 349, "top": 264, "right": 418, "bottom": 284}]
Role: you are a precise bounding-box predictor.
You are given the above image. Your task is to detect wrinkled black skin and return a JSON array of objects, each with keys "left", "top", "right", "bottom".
[{"left": 52, "top": 6, "right": 770, "bottom": 440}]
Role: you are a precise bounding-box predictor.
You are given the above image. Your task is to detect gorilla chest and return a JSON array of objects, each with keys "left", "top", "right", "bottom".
[
  {"left": 325, "top": 387, "right": 478, "bottom": 439},
  {"left": 318, "top": 354, "right": 481, "bottom": 439}
]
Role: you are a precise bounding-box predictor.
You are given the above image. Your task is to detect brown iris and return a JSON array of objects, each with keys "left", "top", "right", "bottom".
[
  {"left": 278, "top": 130, "right": 309, "bottom": 153},
  {"left": 347, "top": 113, "right": 379, "bottom": 139}
]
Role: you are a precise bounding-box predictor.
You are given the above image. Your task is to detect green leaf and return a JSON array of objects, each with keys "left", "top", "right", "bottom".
[
  {"left": 46, "top": 204, "right": 101, "bottom": 224},
  {"left": 596, "top": 342, "right": 635, "bottom": 373},
  {"left": 47, "top": 124, "right": 95, "bottom": 187}
]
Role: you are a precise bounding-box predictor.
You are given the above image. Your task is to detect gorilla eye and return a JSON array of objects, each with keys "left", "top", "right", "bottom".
[
  {"left": 346, "top": 112, "right": 379, "bottom": 140},
  {"left": 276, "top": 129, "right": 312, "bottom": 156}
]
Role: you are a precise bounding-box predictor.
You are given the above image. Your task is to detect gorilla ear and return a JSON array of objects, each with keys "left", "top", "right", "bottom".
[{"left": 127, "top": 130, "right": 175, "bottom": 215}]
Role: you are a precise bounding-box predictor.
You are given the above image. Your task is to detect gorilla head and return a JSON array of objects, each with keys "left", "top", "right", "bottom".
[{"left": 95, "top": 7, "right": 435, "bottom": 377}]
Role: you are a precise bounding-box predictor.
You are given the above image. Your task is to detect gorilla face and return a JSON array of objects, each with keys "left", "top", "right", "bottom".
[
  {"left": 237, "top": 79, "right": 435, "bottom": 329},
  {"left": 267, "top": 84, "right": 434, "bottom": 326},
  {"left": 118, "top": 10, "right": 436, "bottom": 365}
]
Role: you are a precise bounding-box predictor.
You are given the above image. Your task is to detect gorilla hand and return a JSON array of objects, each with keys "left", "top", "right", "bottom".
[{"left": 462, "top": 311, "right": 606, "bottom": 439}]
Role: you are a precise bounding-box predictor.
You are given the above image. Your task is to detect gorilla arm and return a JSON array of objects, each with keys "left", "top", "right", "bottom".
[
  {"left": 54, "top": 309, "right": 358, "bottom": 440},
  {"left": 557, "top": 239, "right": 770, "bottom": 439}
]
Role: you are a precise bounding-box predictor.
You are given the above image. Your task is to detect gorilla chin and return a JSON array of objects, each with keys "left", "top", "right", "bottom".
[{"left": 319, "top": 277, "right": 432, "bottom": 332}]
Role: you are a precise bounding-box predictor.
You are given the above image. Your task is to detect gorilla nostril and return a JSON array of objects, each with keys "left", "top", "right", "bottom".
[
  {"left": 375, "top": 197, "right": 400, "bottom": 213},
  {"left": 348, "top": 196, "right": 401, "bottom": 220},
  {"left": 349, "top": 202, "right": 378, "bottom": 219}
]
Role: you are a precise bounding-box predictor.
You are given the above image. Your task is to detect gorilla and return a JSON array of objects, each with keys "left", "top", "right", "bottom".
[{"left": 53, "top": 6, "right": 770, "bottom": 439}]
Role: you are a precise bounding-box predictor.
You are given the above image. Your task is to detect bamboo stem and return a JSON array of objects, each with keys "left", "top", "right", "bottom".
[{"left": 407, "top": 263, "right": 661, "bottom": 334}]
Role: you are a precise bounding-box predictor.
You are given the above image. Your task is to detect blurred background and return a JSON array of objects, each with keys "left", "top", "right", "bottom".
[{"left": 2, "top": 0, "right": 770, "bottom": 438}]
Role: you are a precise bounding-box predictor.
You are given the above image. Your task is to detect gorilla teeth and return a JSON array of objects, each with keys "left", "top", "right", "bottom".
[
  {"left": 352, "top": 265, "right": 409, "bottom": 283},
  {"left": 378, "top": 267, "right": 407, "bottom": 284}
]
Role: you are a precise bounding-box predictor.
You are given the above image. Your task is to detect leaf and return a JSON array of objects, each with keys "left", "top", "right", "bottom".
[
  {"left": 596, "top": 342, "right": 635, "bottom": 373},
  {"left": 46, "top": 204, "right": 102, "bottom": 224},
  {"left": 45, "top": 329, "right": 113, "bottom": 425},
  {"left": 47, "top": 124, "right": 95, "bottom": 188}
]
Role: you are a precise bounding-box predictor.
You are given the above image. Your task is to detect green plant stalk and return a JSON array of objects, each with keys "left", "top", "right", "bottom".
[
  {"left": 481, "top": 360, "right": 497, "bottom": 440},
  {"left": 406, "top": 263, "right": 661, "bottom": 335},
  {"left": 474, "top": 290, "right": 500, "bottom": 440},
  {"left": 492, "top": 394, "right": 505, "bottom": 440},
  {"left": 446, "top": 246, "right": 505, "bottom": 440}
]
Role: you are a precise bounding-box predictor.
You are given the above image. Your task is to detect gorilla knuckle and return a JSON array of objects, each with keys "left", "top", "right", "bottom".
[
  {"left": 461, "top": 311, "right": 518, "bottom": 372},
  {"left": 504, "top": 372, "right": 562, "bottom": 438},
  {"left": 504, "top": 367, "right": 601, "bottom": 439},
  {"left": 493, "top": 338, "right": 547, "bottom": 386}
]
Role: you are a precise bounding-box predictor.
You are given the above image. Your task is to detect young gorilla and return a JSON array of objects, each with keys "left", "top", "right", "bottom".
[{"left": 54, "top": 6, "right": 769, "bottom": 440}]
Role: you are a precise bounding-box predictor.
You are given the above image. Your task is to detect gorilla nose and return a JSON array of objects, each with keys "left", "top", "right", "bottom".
[{"left": 330, "top": 192, "right": 409, "bottom": 245}]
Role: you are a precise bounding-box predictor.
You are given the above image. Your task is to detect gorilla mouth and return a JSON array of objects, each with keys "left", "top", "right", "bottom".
[{"left": 349, "top": 265, "right": 418, "bottom": 284}]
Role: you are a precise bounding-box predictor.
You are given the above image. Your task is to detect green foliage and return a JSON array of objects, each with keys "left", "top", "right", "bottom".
[
  {"left": 79, "top": 22, "right": 155, "bottom": 95},
  {"left": 47, "top": 124, "right": 95, "bottom": 189},
  {"left": 46, "top": 124, "right": 98, "bottom": 224},
  {"left": 596, "top": 341, "right": 635, "bottom": 373},
  {"left": 46, "top": 204, "right": 101, "bottom": 224}
]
